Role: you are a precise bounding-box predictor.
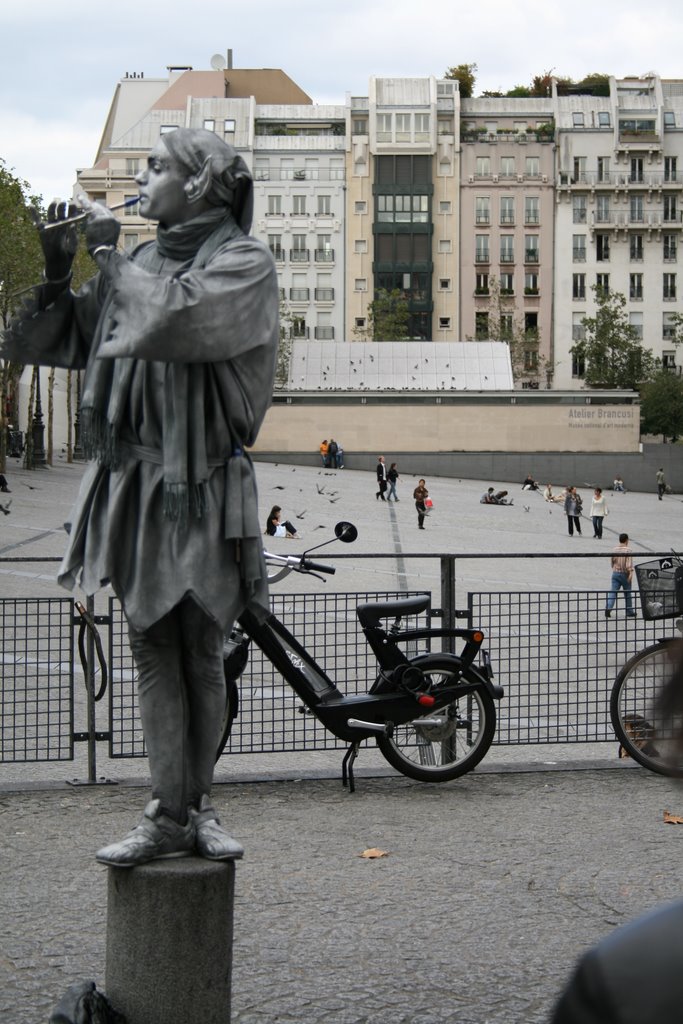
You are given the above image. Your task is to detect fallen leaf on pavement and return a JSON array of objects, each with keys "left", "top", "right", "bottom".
[
  {"left": 663, "top": 810, "right": 683, "bottom": 824},
  {"left": 359, "top": 847, "right": 389, "bottom": 859}
]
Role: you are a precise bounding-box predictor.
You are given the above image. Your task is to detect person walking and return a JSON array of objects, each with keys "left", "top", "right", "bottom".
[
  {"left": 387, "top": 462, "right": 400, "bottom": 501},
  {"left": 564, "top": 486, "right": 583, "bottom": 536},
  {"left": 656, "top": 467, "right": 666, "bottom": 500},
  {"left": 413, "top": 478, "right": 429, "bottom": 529},
  {"left": 376, "top": 455, "right": 388, "bottom": 501},
  {"left": 0, "top": 473, "right": 10, "bottom": 493},
  {"left": 590, "top": 487, "right": 608, "bottom": 539},
  {"left": 605, "top": 533, "right": 637, "bottom": 619}
]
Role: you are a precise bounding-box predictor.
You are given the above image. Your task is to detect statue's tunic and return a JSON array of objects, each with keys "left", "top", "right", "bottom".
[{"left": 3, "top": 221, "right": 279, "bottom": 631}]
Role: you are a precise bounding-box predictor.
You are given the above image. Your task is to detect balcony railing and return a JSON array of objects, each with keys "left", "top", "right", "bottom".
[
  {"left": 314, "top": 288, "right": 335, "bottom": 302},
  {"left": 291, "top": 327, "right": 310, "bottom": 339},
  {"left": 314, "top": 249, "right": 335, "bottom": 262},
  {"left": 270, "top": 248, "right": 285, "bottom": 262},
  {"left": 475, "top": 251, "right": 490, "bottom": 263},
  {"left": 572, "top": 248, "right": 586, "bottom": 261},
  {"left": 314, "top": 326, "right": 335, "bottom": 340},
  {"left": 289, "top": 288, "right": 310, "bottom": 302},
  {"left": 525, "top": 249, "right": 540, "bottom": 263},
  {"left": 499, "top": 252, "right": 515, "bottom": 263},
  {"left": 290, "top": 249, "right": 310, "bottom": 263}
]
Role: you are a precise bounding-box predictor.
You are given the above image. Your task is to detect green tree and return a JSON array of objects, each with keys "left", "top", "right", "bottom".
[
  {"left": 640, "top": 370, "right": 683, "bottom": 441},
  {"left": 572, "top": 286, "right": 657, "bottom": 389},
  {"left": 467, "top": 276, "right": 546, "bottom": 385},
  {"left": 0, "top": 160, "right": 45, "bottom": 473},
  {"left": 443, "top": 63, "right": 477, "bottom": 99},
  {"left": 354, "top": 288, "right": 411, "bottom": 342}
]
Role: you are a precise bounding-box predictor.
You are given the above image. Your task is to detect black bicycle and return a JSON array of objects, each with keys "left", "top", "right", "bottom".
[
  {"left": 610, "top": 556, "right": 683, "bottom": 777},
  {"left": 219, "top": 522, "right": 503, "bottom": 790}
]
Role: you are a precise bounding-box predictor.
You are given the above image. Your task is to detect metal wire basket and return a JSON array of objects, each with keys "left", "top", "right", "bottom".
[{"left": 635, "top": 557, "right": 683, "bottom": 620}]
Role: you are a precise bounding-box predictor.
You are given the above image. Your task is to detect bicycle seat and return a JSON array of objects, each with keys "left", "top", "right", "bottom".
[{"left": 356, "top": 595, "right": 430, "bottom": 628}]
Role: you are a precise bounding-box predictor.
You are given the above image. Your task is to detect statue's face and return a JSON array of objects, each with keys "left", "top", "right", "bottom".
[{"left": 135, "top": 140, "right": 194, "bottom": 226}]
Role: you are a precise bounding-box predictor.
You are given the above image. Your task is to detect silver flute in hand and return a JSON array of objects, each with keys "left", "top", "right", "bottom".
[{"left": 41, "top": 196, "right": 140, "bottom": 231}]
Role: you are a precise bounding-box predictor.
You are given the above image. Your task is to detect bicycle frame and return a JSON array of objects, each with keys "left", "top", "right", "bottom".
[{"left": 236, "top": 595, "right": 501, "bottom": 746}]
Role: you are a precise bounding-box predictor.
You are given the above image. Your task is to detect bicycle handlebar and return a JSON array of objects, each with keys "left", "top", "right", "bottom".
[
  {"left": 263, "top": 550, "right": 336, "bottom": 582},
  {"left": 301, "top": 558, "right": 336, "bottom": 575}
]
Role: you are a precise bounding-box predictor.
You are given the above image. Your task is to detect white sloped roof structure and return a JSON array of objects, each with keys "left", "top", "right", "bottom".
[{"left": 287, "top": 341, "right": 514, "bottom": 391}]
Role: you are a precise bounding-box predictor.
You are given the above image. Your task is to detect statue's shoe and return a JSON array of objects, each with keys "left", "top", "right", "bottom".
[
  {"left": 189, "top": 795, "right": 244, "bottom": 860},
  {"left": 96, "top": 799, "right": 195, "bottom": 867}
]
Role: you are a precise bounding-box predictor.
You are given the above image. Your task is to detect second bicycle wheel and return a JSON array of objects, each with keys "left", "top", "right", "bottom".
[
  {"left": 376, "top": 657, "right": 497, "bottom": 783},
  {"left": 611, "top": 638, "right": 683, "bottom": 777}
]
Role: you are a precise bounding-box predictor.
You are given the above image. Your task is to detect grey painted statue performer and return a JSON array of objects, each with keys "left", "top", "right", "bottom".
[{"left": 2, "top": 129, "right": 279, "bottom": 865}]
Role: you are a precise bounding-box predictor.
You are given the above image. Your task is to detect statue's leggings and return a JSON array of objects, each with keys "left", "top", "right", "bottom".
[{"left": 127, "top": 597, "right": 226, "bottom": 824}]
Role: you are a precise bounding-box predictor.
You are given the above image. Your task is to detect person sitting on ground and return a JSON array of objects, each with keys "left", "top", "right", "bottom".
[
  {"left": 494, "top": 490, "right": 513, "bottom": 505},
  {"left": 522, "top": 474, "right": 539, "bottom": 491},
  {"left": 265, "top": 505, "right": 298, "bottom": 538},
  {"left": 480, "top": 487, "right": 497, "bottom": 504},
  {"left": 613, "top": 475, "right": 625, "bottom": 493}
]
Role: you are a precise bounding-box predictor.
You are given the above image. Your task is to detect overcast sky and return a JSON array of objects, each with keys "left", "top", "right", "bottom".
[{"left": 3, "top": 0, "right": 683, "bottom": 205}]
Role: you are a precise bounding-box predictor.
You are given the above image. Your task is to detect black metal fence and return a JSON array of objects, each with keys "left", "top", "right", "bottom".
[{"left": 1, "top": 553, "right": 680, "bottom": 777}]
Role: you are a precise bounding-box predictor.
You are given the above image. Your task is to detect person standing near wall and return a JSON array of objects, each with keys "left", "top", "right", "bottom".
[
  {"left": 656, "top": 467, "right": 667, "bottom": 500},
  {"left": 590, "top": 487, "right": 608, "bottom": 539}
]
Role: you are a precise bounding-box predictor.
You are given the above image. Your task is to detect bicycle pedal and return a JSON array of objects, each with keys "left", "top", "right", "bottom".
[{"left": 297, "top": 705, "right": 313, "bottom": 715}]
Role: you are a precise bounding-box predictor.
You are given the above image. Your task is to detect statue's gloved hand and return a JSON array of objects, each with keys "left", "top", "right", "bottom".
[
  {"left": 80, "top": 196, "right": 121, "bottom": 255},
  {"left": 31, "top": 199, "right": 79, "bottom": 281}
]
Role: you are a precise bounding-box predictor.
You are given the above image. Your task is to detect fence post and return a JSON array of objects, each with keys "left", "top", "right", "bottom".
[
  {"left": 440, "top": 555, "right": 457, "bottom": 654},
  {"left": 85, "top": 594, "right": 98, "bottom": 782}
]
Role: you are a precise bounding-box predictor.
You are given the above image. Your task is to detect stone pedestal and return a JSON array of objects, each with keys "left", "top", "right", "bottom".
[{"left": 106, "top": 857, "right": 235, "bottom": 1024}]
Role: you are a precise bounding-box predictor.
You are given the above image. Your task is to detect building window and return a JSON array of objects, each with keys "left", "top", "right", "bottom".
[
  {"left": 665, "top": 157, "right": 678, "bottom": 183},
  {"left": 572, "top": 112, "right": 585, "bottom": 128},
  {"left": 596, "top": 234, "right": 610, "bottom": 262},
  {"left": 292, "top": 195, "right": 306, "bottom": 215},
  {"left": 572, "top": 353, "right": 586, "bottom": 378},
  {"left": 596, "top": 273, "right": 610, "bottom": 295},
  {"left": 126, "top": 158, "right": 140, "bottom": 175},
  {"left": 500, "top": 197, "right": 515, "bottom": 225},
  {"left": 524, "top": 349, "right": 539, "bottom": 371},
  {"left": 524, "top": 272, "right": 539, "bottom": 293},
  {"left": 352, "top": 118, "right": 367, "bottom": 135},
  {"left": 475, "top": 197, "right": 490, "bottom": 225},
  {"left": 500, "top": 272, "right": 514, "bottom": 294},
  {"left": 664, "top": 111, "right": 676, "bottom": 128},
  {"left": 414, "top": 113, "right": 430, "bottom": 141},
  {"left": 573, "top": 196, "right": 587, "bottom": 224},
  {"left": 629, "top": 273, "right": 643, "bottom": 300},
  {"left": 572, "top": 314, "right": 585, "bottom": 342},
  {"left": 316, "top": 234, "right": 333, "bottom": 261},
  {"left": 596, "top": 195, "right": 610, "bottom": 224},
  {"left": 630, "top": 195, "right": 644, "bottom": 222},
  {"left": 355, "top": 201, "right": 367, "bottom": 214},
  {"left": 439, "top": 278, "right": 451, "bottom": 290},
  {"left": 377, "top": 113, "right": 392, "bottom": 142},
  {"left": 395, "top": 113, "right": 411, "bottom": 142},
  {"left": 122, "top": 233, "right": 139, "bottom": 252},
  {"left": 663, "top": 313, "right": 677, "bottom": 340},
  {"left": 160, "top": 125, "right": 178, "bottom": 135},
  {"left": 630, "top": 157, "right": 644, "bottom": 183},
  {"left": 254, "top": 161, "right": 269, "bottom": 181},
  {"left": 475, "top": 312, "right": 489, "bottom": 339},
  {"left": 663, "top": 350, "right": 677, "bottom": 369},
  {"left": 268, "top": 234, "right": 283, "bottom": 260},
  {"left": 573, "top": 235, "right": 586, "bottom": 261},
  {"left": 664, "top": 195, "right": 678, "bottom": 222},
  {"left": 203, "top": 118, "right": 215, "bottom": 132},
  {"left": 354, "top": 239, "right": 368, "bottom": 254},
  {"left": 524, "top": 312, "right": 538, "bottom": 337},
  {"left": 224, "top": 119, "right": 236, "bottom": 135},
  {"left": 475, "top": 156, "right": 491, "bottom": 177},
  {"left": 597, "top": 156, "right": 610, "bottom": 182},
  {"left": 630, "top": 234, "right": 644, "bottom": 261},
  {"left": 500, "top": 156, "right": 515, "bottom": 177},
  {"left": 475, "top": 235, "right": 489, "bottom": 262},
  {"left": 525, "top": 197, "right": 539, "bottom": 225},
  {"left": 292, "top": 317, "right": 307, "bottom": 338},
  {"left": 439, "top": 200, "right": 451, "bottom": 214},
  {"left": 664, "top": 273, "right": 677, "bottom": 300},
  {"left": 664, "top": 234, "right": 677, "bottom": 262},
  {"left": 355, "top": 317, "right": 366, "bottom": 329},
  {"left": 267, "top": 195, "right": 282, "bottom": 215},
  {"left": 439, "top": 239, "right": 452, "bottom": 253},
  {"left": 573, "top": 274, "right": 586, "bottom": 300},
  {"left": 525, "top": 235, "right": 539, "bottom": 262},
  {"left": 573, "top": 156, "right": 587, "bottom": 182},
  {"left": 355, "top": 278, "right": 367, "bottom": 291},
  {"left": 525, "top": 156, "right": 540, "bottom": 177},
  {"left": 500, "top": 313, "right": 513, "bottom": 338},
  {"left": 439, "top": 317, "right": 451, "bottom": 329},
  {"left": 475, "top": 272, "right": 489, "bottom": 294},
  {"left": 500, "top": 236, "right": 514, "bottom": 262},
  {"left": 629, "top": 312, "right": 643, "bottom": 340},
  {"left": 317, "top": 195, "right": 332, "bottom": 215},
  {"left": 124, "top": 194, "right": 137, "bottom": 216},
  {"left": 598, "top": 112, "right": 611, "bottom": 128}
]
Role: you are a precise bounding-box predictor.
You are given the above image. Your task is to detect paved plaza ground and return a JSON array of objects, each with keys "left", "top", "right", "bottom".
[{"left": 2, "top": 456, "right": 683, "bottom": 1022}]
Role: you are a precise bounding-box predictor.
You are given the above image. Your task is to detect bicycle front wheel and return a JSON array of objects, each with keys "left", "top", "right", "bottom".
[
  {"left": 611, "top": 638, "right": 683, "bottom": 777},
  {"left": 376, "top": 658, "right": 497, "bottom": 783}
]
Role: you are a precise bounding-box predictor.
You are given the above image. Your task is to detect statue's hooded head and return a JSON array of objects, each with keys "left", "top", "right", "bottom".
[{"left": 161, "top": 127, "right": 254, "bottom": 233}]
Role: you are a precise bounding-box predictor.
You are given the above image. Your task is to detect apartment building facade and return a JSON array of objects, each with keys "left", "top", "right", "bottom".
[{"left": 73, "top": 63, "right": 683, "bottom": 390}]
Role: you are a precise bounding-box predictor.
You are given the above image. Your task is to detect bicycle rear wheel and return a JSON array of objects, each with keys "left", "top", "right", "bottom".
[
  {"left": 610, "top": 638, "right": 683, "bottom": 777},
  {"left": 376, "top": 657, "right": 497, "bottom": 783}
]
